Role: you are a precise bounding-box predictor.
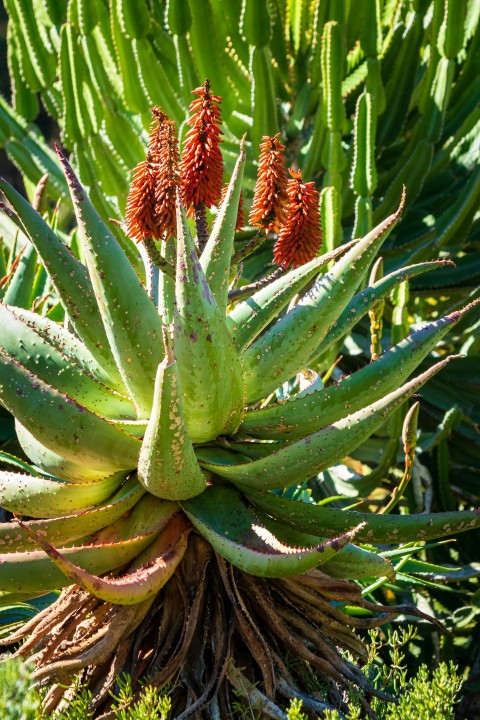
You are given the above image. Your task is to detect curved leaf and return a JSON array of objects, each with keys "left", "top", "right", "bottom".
[
  {"left": 182, "top": 484, "right": 364, "bottom": 578},
  {"left": 242, "top": 193, "right": 405, "bottom": 402},
  {"left": 0, "top": 349, "right": 140, "bottom": 472},
  {"left": 0, "top": 476, "right": 144, "bottom": 552},
  {"left": 57, "top": 147, "right": 165, "bottom": 418},
  {"left": 247, "top": 492, "right": 480, "bottom": 545},
  {"left": 0, "top": 470, "right": 126, "bottom": 518},
  {"left": 23, "top": 513, "right": 190, "bottom": 604},
  {"left": 240, "top": 305, "right": 473, "bottom": 441},
  {"left": 199, "top": 359, "right": 455, "bottom": 490},
  {"left": 138, "top": 349, "right": 207, "bottom": 500}
]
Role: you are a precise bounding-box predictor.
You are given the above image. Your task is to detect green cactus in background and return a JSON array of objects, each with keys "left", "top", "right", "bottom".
[
  {"left": 0, "top": 84, "right": 479, "bottom": 715},
  {"left": 0, "top": 0, "right": 478, "bottom": 278}
]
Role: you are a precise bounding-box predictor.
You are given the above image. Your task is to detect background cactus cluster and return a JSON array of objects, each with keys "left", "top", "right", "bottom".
[{"left": 0, "top": 0, "right": 479, "bottom": 716}]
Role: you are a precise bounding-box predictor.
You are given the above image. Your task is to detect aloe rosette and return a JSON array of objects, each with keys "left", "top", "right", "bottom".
[{"left": 0, "top": 100, "right": 479, "bottom": 716}]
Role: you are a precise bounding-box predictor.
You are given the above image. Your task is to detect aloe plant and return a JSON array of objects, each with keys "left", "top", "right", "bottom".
[
  {"left": 0, "top": 82, "right": 479, "bottom": 716},
  {"left": 2, "top": 2, "right": 479, "bottom": 490}
]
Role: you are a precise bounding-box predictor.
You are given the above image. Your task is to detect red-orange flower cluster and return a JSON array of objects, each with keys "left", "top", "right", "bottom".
[
  {"left": 125, "top": 154, "right": 159, "bottom": 243},
  {"left": 219, "top": 184, "right": 245, "bottom": 231},
  {"left": 249, "top": 134, "right": 288, "bottom": 233},
  {"left": 125, "top": 107, "right": 179, "bottom": 243},
  {"left": 273, "top": 169, "right": 322, "bottom": 269},
  {"left": 180, "top": 80, "right": 223, "bottom": 212},
  {"left": 154, "top": 116, "right": 179, "bottom": 240}
]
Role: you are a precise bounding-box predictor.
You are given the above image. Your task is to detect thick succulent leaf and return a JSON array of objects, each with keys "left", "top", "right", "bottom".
[
  {"left": 24, "top": 513, "right": 190, "bottom": 604},
  {"left": 174, "top": 204, "right": 244, "bottom": 442},
  {"left": 6, "top": 306, "right": 114, "bottom": 388},
  {"left": 86, "top": 493, "right": 180, "bottom": 544},
  {"left": 0, "top": 304, "right": 136, "bottom": 420},
  {"left": 240, "top": 305, "right": 473, "bottom": 441},
  {"left": 157, "top": 237, "right": 176, "bottom": 324},
  {"left": 0, "top": 179, "right": 123, "bottom": 388},
  {"left": 2, "top": 240, "right": 37, "bottom": 309},
  {"left": 242, "top": 193, "right": 405, "bottom": 402},
  {"left": 247, "top": 492, "right": 480, "bottom": 545},
  {"left": 0, "top": 450, "right": 40, "bottom": 475},
  {"left": 0, "top": 470, "right": 126, "bottom": 518},
  {"left": 259, "top": 515, "right": 395, "bottom": 580},
  {"left": 200, "top": 140, "right": 246, "bottom": 313},
  {"left": 226, "top": 239, "right": 358, "bottom": 353},
  {"left": 220, "top": 440, "right": 286, "bottom": 460},
  {"left": 313, "top": 260, "right": 454, "bottom": 359},
  {"left": 320, "top": 544, "right": 397, "bottom": 580},
  {"left": 0, "top": 476, "right": 144, "bottom": 552},
  {"left": 0, "top": 535, "right": 156, "bottom": 595},
  {"left": 182, "top": 484, "right": 364, "bottom": 578},
  {"left": 57, "top": 148, "right": 165, "bottom": 419},
  {"left": 198, "top": 358, "right": 455, "bottom": 490},
  {"left": 0, "top": 349, "right": 140, "bottom": 472},
  {"left": 0, "top": 494, "right": 179, "bottom": 594},
  {"left": 194, "top": 445, "right": 253, "bottom": 466},
  {"left": 15, "top": 422, "right": 126, "bottom": 483},
  {"left": 109, "top": 419, "right": 148, "bottom": 438},
  {"left": 138, "top": 350, "right": 207, "bottom": 500}
]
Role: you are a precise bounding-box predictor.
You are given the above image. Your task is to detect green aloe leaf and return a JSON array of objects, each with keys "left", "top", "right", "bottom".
[
  {"left": 240, "top": 304, "right": 475, "bottom": 441},
  {"left": 174, "top": 204, "right": 244, "bottom": 442},
  {"left": 182, "top": 484, "right": 363, "bottom": 578},
  {"left": 0, "top": 304, "right": 136, "bottom": 420},
  {"left": 242, "top": 193, "right": 405, "bottom": 402},
  {"left": 320, "top": 543, "right": 396, "bottom": 580},
  {"left": 0, "top": 349, "right": 140, "bottom": 472},
  {"left": 199, "top": 358, "right": 455, "bottom": 490},
  {"left": 247, "top": 493, "right": 480, "bottom": 545},
  {"left": 57, "top": 148, "right": 165, "bottom": 419},
  {"left": 14, "top": 422, "right": 129, "bottom": 483},
  {"left": 0, "top": 476, "right": 144, "bottom": 551},
  {"left": 6, "top": 306, "right": 118, "bottom": 388},
  {"left": 0, "top": 179, "right": 123, "bottom": 388},
  {"left": 200, "top": 140, "right": 246, "bottom": 314},
  {"left": 259, "top": 514, "right": 395, "bottom": 580},
  {"left": 0, "top": 494, "right": 179, "bottom": 594},
  {"left": 0, "top": 534, "right": 155, "bottom": 596},
  {"left": 0, "top": 470, "right": 126, "bottom": 518},
  {"left": 138, "top": 347, "right": 208, "bottom": 500},
  {"left": 2, "top": 240, "right": 37, "bottom": 308},
  {"left": 227, "top": 240, "right": 357, "bottom": 353},
  {"left": 314, "top": 260, "right": 453, "bottom": 358},
  {"left": 23, "top": 513, "right": 190, "bottom": 604}
]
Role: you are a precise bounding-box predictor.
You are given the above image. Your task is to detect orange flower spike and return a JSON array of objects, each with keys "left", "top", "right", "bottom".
[
  {"left": 273, "top": 169, "right": 322, "bottom": 269},
  {"left": 180, "top": 80, "right": 224, "bottom": 211},
  {"left": 155, "top": 117, "right": 180, "bottom": 239},
  {"left": 149, "top": 106, "right": 168, "bottom": 160},
  {"left": 125, "top": 107, "right": 167, "bottom": 243},
  {"left": 125, "top": 155, "right": 160, "bottom": 243},
  {"left": 249, "top": 134, "right": 288, "bottom": 233}
]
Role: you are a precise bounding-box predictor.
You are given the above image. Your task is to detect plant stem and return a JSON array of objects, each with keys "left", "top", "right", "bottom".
[
  {"left": 231, "top": 230, "right": 267, "bottom": 265},
  {"left": 227, "top": 267, "right": 284, "bottom": 303}
]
